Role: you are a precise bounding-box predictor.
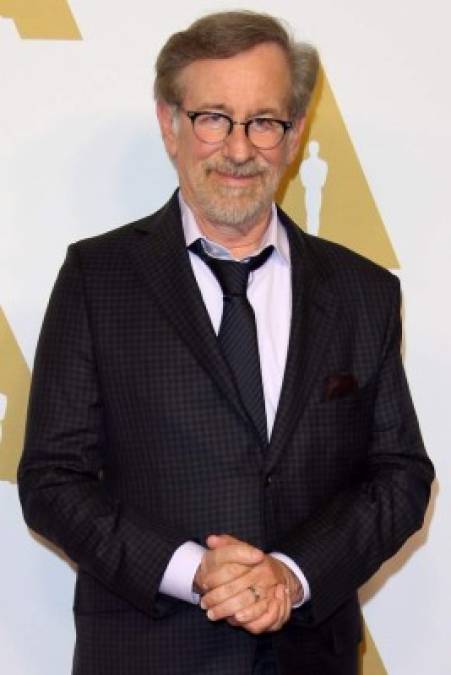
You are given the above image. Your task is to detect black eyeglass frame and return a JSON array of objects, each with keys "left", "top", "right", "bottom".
[{"left": 181, "top": 109, "right": 293, "bottom": 149}]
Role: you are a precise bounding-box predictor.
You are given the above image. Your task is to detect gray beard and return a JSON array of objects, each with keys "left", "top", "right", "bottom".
[
  {"left": 196, "top": 159, "right": 280, "bottom": 229},
  {"left": 197, "top": 188, "right": 274, "bottom": 228}
]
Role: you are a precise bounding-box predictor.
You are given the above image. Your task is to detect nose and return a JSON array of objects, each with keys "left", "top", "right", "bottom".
[{"left": 221, "top": 123, "right": 256, "bottom": 163}]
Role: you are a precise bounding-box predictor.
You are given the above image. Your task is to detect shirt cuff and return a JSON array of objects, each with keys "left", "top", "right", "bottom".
[
  {"left": 270, "top": 551, "right": 311, "bottom": 608},
  {"left": 159, "top": 541, "right": 206, "bottom": 605}
]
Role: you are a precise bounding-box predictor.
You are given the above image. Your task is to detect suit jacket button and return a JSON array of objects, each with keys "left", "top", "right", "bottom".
[{"left": 265, "top": 474, "right": 272, "bottom": 487}]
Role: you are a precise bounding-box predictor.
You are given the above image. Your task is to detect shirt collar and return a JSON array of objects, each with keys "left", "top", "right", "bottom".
[{"left": 178, "top": 191, "right": 290, "bottom": 264}]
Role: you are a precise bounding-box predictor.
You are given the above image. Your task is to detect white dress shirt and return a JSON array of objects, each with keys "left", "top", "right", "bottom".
[{"left": 159, "top": 193, "right": 310, "bottom": 607}]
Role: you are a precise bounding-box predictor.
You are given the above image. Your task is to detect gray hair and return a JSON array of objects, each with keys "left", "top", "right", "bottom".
[{"left": 154, "top": 10, "right": 319, "bottom": 119}]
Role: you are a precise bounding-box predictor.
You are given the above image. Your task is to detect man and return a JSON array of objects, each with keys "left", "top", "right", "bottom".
[{"left": 18, "top": 10, "right": 434, "bottom": 675}]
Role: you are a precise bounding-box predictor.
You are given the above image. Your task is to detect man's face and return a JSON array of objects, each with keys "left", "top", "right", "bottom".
[{"left": 157, "top": 42, "right": 304, "bottom": 231}]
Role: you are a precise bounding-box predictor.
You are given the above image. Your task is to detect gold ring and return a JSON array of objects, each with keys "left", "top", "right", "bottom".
[{"left": 248, "top": 585, "right": 260, "bottom": 602}]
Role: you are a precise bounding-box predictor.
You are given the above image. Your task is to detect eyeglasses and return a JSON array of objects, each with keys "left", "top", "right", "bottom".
[{"left": 181, "top": 109, "right": 293, "bottom": 150}]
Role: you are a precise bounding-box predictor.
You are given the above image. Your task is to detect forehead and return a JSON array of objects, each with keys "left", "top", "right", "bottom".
[{"left": 177, "top": 42, "right": 292, "bottom": 116}]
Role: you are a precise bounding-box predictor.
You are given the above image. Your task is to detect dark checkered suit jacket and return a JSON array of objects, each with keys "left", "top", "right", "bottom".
[{"left": 18, "top": 191, "right": 434, "bottom": 674}]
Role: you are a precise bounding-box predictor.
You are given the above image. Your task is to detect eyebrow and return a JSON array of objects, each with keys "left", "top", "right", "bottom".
[{"left": 191, "top": 104, "right": 284, "bottom": 118}]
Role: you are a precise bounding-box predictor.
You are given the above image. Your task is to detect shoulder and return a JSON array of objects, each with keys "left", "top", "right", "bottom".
[
  {"left": 279, "top": 209, "right": 400, "bottom": 301},
  {"left": 69, "top": 194, "right": 180, "bottom": 263},
  {"left": 308, "top": 232, "right": 398, "bottom": 289}
]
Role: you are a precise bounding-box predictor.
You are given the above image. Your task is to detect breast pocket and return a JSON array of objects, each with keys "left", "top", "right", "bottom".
[{"left": 307, "top": 381, "right": 376, "bottom": 458}]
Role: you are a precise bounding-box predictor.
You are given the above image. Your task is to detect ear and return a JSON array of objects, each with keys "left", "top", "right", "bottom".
[
  {"left": 286, "top": 116, "right": 305, "bottom": 164},
  {"left": 156, "top": 101, "right": 178, "bottom": 158}
]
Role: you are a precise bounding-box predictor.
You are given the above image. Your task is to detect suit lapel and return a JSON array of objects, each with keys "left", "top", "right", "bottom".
[
  {"left": 266, "top": 213, "right": 339, "bottom": 472},
  {"left": 127, "top": 192, "right": 259, "bottom": 440},
  {"left": 126, "top": 194, "right": 338, "bottom": 461}
]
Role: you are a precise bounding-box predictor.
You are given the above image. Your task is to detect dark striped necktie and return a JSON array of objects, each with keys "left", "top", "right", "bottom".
[{"left": 190, "top": 239, "right": 273, "bottom": 447}]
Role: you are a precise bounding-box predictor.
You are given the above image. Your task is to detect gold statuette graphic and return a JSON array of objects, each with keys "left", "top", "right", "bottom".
[
  {"left": 0, "top": 0, "right": 81, "bottom": 40},
  {"left": 0, "top": 307, "right": 30, "bottom": 483},
  {"left": 278, "top": 68, "right": 399, "bottom": 269},
  {"left": 279, "top": 68, "right": 396, "bottom": 674}
]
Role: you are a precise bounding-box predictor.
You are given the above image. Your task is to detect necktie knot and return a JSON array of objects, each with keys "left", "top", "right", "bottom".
[
  {"left": 208, "top": 259, "right": 249, "bottom": 298},
  {"left": 189, "top": 240, "right": 273, "bottom": 298}
]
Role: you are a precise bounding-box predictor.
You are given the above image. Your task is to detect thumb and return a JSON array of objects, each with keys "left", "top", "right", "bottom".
[
  {"left": 206, "top": 534, "right": 239, "bottom": 549},
  {"left": 206, "top": 534, "right": 264, "bottom": 564}
]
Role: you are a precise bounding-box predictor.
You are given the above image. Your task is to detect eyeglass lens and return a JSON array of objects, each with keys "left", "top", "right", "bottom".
[{"left": 192, "top": 113, "right": 287, "bottom": 149}]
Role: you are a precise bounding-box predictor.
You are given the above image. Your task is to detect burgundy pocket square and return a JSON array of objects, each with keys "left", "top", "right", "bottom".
[{"left": 324, "top": 373, "right": 359, "bottom": 401}]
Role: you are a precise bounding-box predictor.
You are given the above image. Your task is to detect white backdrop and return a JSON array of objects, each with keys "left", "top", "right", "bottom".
[{"left": 1, "top": 1, "right": 449, "bottom": 673}]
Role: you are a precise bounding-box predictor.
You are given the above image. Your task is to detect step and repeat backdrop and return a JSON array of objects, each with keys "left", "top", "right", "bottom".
[{"left": 1, "top": 1, "right": 449, "bottom": 673}]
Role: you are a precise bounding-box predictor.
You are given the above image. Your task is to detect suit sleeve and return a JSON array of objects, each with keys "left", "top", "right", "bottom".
[
  {"left": 18, "top": 246, "right": 189, "bottom": 617},
  {"left": 276, "top": 276, "right": 434, "bottom": 624}
]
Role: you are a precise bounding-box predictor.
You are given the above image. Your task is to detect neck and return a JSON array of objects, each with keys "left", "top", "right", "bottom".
[{"left": 199, "top": 219, "right": 270, "bottom": 259}]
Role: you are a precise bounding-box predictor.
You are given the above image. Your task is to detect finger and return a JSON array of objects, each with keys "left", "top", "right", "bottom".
[
  {"left": 199, "top": 544, "right": 263, "bottom": 593},
  {"left": 241, "top": 597, "right": 280, "bottom": 635},
  {"left": 268, "top": 584, "right": 291, "bottom": 633},
  {"left": 283, "top": 586, "right": 293, "bottom": 624},
  {"left": 206, "top": 535, "right": 264, "bottom": 568},
  {"left": 198, "top": 561, "right": 246, "bottom": 596},
  {"left": 201, "top": 561, "right": 252, "bottom": 595},
  {"left": 206, "top": 534, "right": 240, "bottom": 549},
  {"left": 282, "top": 584, "right": 292, "bottom": 625},
  {"left": 202, "top": 556, "right": 281, "bottom": 606},
  {"left": 201, "top": 569, "right": 255, "bottom": 608},
  {"left": 234, "top": 597, "right": 270, "bottom": 625},
  {"left": 206, "top": 542, "right": 264, "bottom": 570},
  {"left": 269, "top": 584, "right": 287, "bottom": 632},
  {"left": 205, "top": 586, "right": 265, "bottom": 621},
  {"left": 209, "top": 559, "right": 279, "bottom": 598}
]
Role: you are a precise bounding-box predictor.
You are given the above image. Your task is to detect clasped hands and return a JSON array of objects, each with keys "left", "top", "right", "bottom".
[{"left": 194, "top": 534, "right": 303, "bottom": 634}]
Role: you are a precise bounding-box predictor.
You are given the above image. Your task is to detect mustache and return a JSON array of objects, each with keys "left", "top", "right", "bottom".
[{"left": 205, "top": 159, "right": 267, "bottom": 177}]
